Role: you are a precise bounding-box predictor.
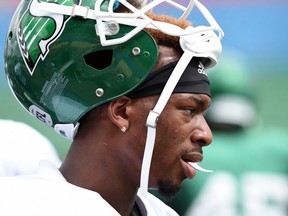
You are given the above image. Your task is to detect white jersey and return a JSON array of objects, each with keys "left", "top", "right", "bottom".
[
  {"left": 0, "top": 160, "right": 178, "bottom": 216},
  {"left": 0, "top": 119, "right": 62, "bottom": 176}
]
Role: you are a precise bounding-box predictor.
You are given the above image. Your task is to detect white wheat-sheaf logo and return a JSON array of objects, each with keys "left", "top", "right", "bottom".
[{"left": 17, "top": 0, "right": 76, "bottom": 75}]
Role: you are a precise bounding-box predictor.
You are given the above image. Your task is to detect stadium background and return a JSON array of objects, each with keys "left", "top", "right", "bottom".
[{"left": 1, "top": 0, "right": 288, "bottom": 160}]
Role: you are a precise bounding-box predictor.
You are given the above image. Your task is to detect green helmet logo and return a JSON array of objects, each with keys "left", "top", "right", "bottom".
[{"left": 17, "top": 0, "right": 75, "bottom": 75}]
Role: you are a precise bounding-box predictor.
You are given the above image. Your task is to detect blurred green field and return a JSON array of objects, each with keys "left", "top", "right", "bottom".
[{"left": 254, "top": 74, "right": 288, "bottom": 128}]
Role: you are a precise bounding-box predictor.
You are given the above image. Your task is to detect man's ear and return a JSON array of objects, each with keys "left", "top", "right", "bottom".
[{"left": 107, "top": 96, "right": 131, "bottom": 131}]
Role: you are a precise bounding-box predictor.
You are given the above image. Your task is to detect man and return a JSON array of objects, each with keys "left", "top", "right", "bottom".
[{"left": 1, "top": 0, "right": 223, "bottom": 215}]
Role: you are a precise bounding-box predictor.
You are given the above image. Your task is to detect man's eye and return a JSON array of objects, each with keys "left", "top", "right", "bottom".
[{"left": 184, "top": 108, "right": 195, "bottom": 116}]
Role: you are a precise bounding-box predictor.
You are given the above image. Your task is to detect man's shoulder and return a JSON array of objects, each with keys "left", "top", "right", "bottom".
[{"left": 0, "top": 161, "right": 120, "bottom": 216}]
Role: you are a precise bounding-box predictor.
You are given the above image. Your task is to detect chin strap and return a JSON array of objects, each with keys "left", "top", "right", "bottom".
[{"left": 139, "top": 50, "right": 195, "bottom": 196}]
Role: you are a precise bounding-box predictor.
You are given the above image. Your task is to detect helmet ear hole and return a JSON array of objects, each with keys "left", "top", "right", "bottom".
[{"left": 84, "top": 50, "right": 113, "bottom": 70}]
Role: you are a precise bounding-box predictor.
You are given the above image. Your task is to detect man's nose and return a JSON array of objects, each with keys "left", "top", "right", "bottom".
[{"left": 191, "top": 115, "right": 213, "bottom": 147}]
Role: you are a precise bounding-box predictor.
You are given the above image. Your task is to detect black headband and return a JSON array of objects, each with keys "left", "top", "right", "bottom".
[{"left": 128, "top": 57, "right": 210, "bottom": 99}]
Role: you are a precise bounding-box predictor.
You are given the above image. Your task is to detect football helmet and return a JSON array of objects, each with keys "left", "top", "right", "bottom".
[{"left": 5, "top": 0, "right": 223, "bottom": 139}]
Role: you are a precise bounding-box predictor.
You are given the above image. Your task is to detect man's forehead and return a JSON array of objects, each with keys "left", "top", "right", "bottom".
[
  {"left": 152, "top": 45, "right": 182, "bottom": 72},
  {"left": 171, "top": 93, "right": 211, "bottom": 104}
]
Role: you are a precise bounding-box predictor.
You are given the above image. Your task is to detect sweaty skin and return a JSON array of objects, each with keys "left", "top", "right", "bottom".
[{"left": 59, "top": 45, "right": 212, "bottom": 215}]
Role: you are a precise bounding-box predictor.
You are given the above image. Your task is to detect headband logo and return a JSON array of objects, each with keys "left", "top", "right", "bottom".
[
  {"left": 17, "top": 0, "right": 78, "bottom": 75},
  {"left": 198, "top": 62, "right": 207, "bottom": 76}
]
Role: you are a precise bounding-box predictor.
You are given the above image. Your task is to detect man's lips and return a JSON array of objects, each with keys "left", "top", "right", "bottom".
[
  {"left": 181, "top": 152, "right": 203, "bottom": 179},
  {"left": 182, "top": 151, "right": 203, "bottom": 163},
  {"left": 181, "top": 159, "right": 196, "bottom": 179}
]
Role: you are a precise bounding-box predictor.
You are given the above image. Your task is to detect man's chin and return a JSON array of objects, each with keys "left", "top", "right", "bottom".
[{"left": 157, "top": 180, "right": 181, "bottom": 199}]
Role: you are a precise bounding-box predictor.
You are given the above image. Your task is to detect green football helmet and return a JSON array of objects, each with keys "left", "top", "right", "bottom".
[
  {"left": 4, "top": 0, "right": 223, "bottom": 139},
  {"left": 4, "top": 0, "right": 159, "bottom": 139}
]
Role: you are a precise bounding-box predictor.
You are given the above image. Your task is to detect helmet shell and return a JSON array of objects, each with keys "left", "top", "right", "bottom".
[{"left": 4, "top": 0, "right": 158, "bottom": 128}]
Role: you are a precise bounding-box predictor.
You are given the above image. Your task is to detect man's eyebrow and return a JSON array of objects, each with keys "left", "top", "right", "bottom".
[{"left": 188, "top": 95, "right": 211, "bottom": 108}]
